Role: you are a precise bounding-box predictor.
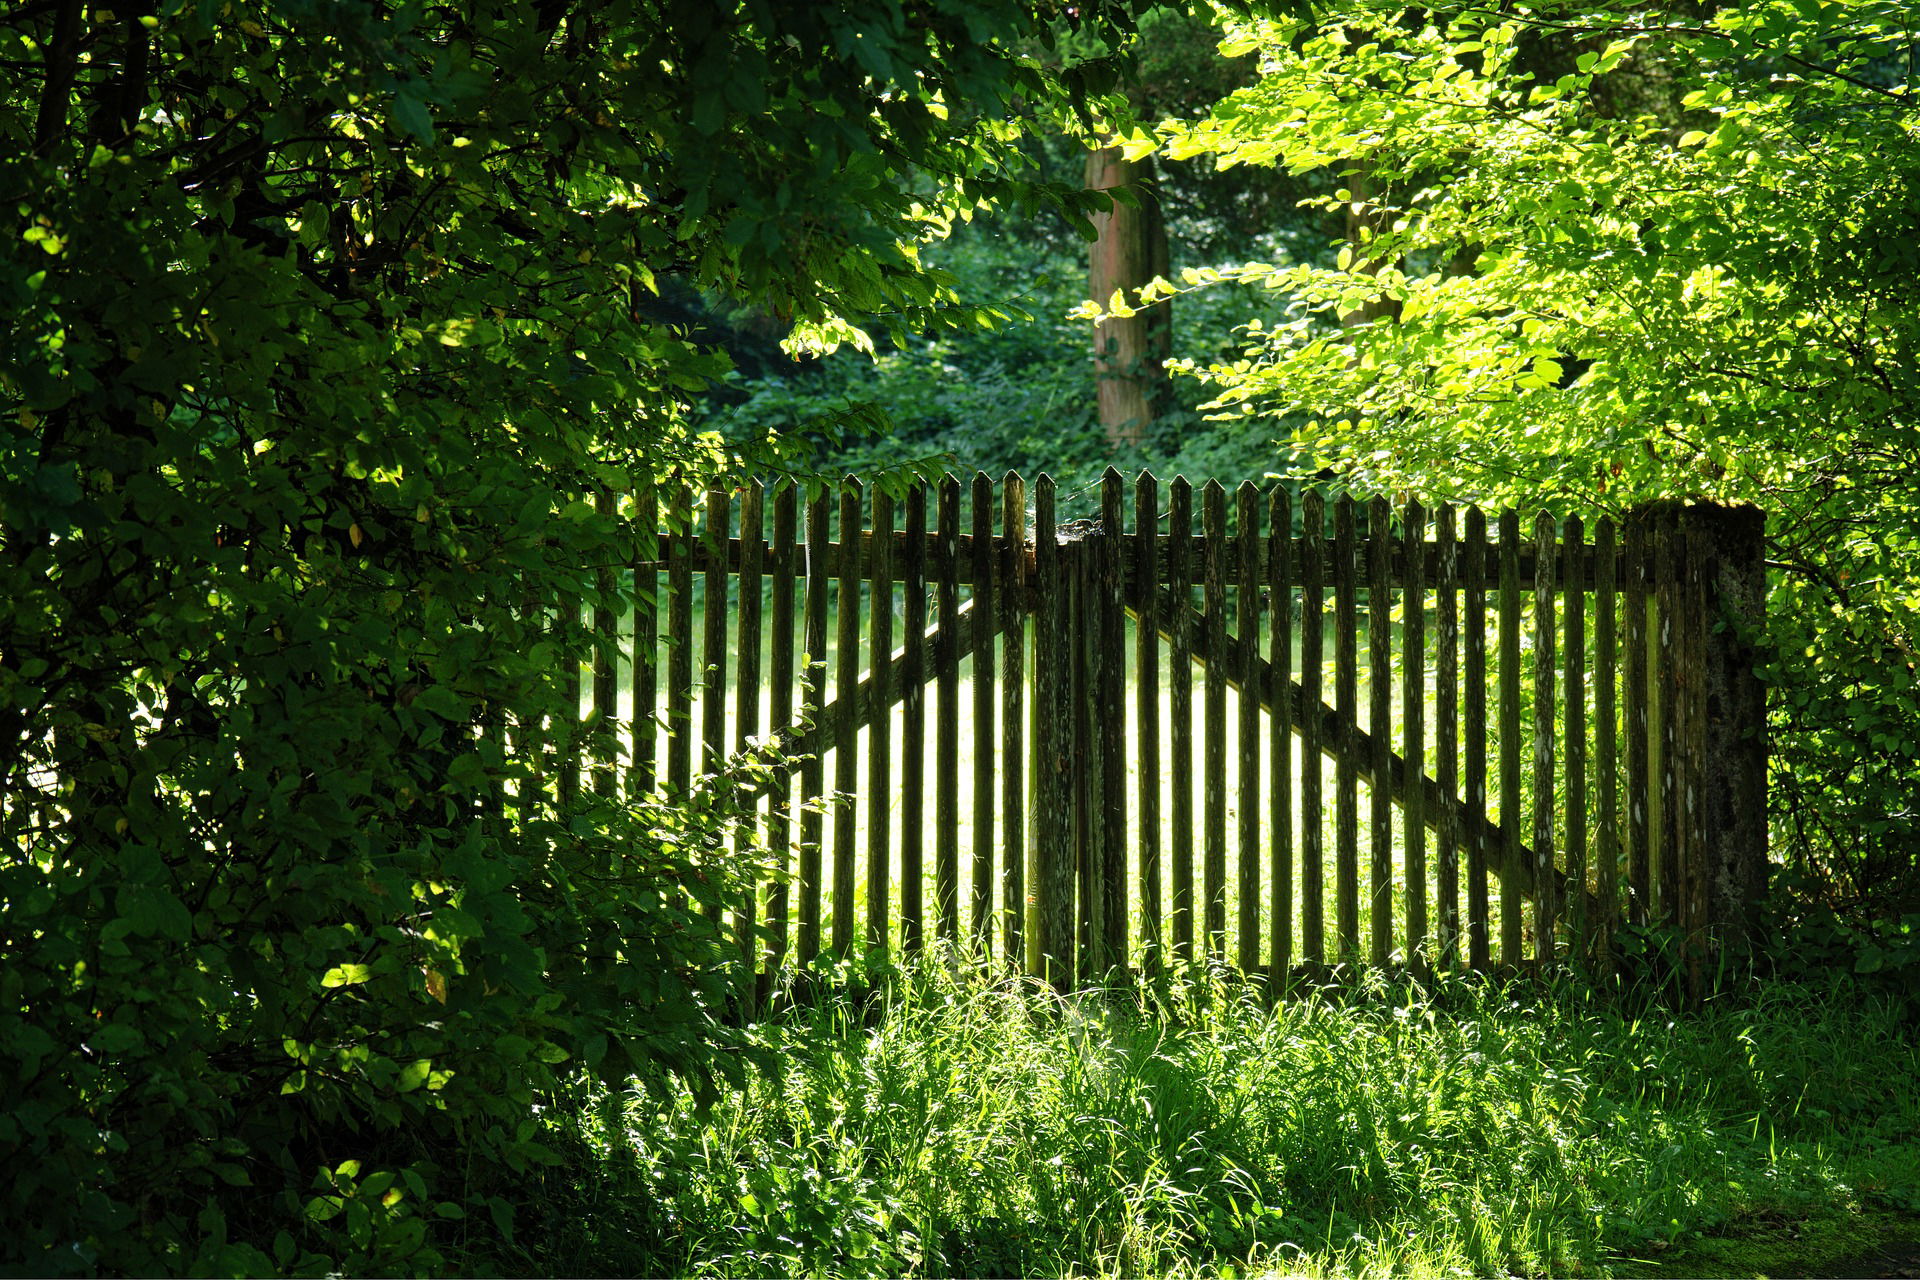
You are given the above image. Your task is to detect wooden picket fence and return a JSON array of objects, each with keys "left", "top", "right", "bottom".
[{"left": 555, "top": 469, "right": 1765, "bottom": 995}]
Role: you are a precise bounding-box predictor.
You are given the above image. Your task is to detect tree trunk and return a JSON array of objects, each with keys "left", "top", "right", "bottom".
[
  {"left": 1340, "top": 164, "right": 1402, "bottom": 327},
  {"left": 1087, "top": 145, "right": 1172, "bottom": 448}
]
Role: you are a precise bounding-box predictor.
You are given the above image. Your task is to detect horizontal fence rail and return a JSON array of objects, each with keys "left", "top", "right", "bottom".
[{"left": 539, "top": 470, "right": 1765, "bottom": 1000}]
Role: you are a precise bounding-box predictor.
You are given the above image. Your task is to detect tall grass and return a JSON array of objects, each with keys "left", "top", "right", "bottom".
[{"left": 501, "top": 965, "right": 1919, "bottom": 1278}]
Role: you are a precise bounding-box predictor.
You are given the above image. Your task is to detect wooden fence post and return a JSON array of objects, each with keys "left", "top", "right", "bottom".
[
  {"left": 1682, "top": 503, "right": 1769, "bottom": 948},
  {"left": 1099, "top": 470, "right": 1130, "bottom": 980},
  {"left": 1032, "top": 477, "right": 1074, "bottom": 990}
]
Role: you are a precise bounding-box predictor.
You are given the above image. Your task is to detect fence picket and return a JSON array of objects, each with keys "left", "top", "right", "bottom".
[
  {"left": 1236, "top": 481, "right": 1263, "bottom": 973},
  {"left": 633, "top": 482, "right": 659, "bottom": 797},
  {"left": 869, "top": 489, "right": 895, "bottom": 957},
  {"left": 734, "top": 482, "right": 764, "bottom": 967},
  {"left": 561, "top": 548, "right": 583, "bottom": 810},
  {"left": 902, "top": 486, "right": 927, "bottom": 953},
  {"left": 1498, "top": 509, "right": 1523, "bottom": 968},
  {"left": 594, "top": 490, "right": 620, "bottom": 799},
  {"left": 1269, "top": 486, "right": 1293, "bottom": 987},
  {"left": 767, "top": 484, "right": 796, "bottom": 977},
  {"left": 1656, "top": 510, "right": 1680, "bottom": 925},
  {"left": 972, "top": 474, "right": 996, "bottom": 953},
  {"left": 1532, "top": 510, "right": 1558, "bottom": 967},
  {"left": 1100, "top": 470, "right": 1130, "bottom": 974},
  {"left": 937, "top": 477, "right": 961, "bottom": 944},
  {"left": 666, "top": 486, "right": 694, "bottom": 797},
  {"left": 1168, "top": 478, "right": 1196, "bottom": 962},
  {"left": 798, "top": 489, "right": 830, "bottom": 963},
  {"left": 1334, "top": 495, "right": 1360, "bottom": 963},
  {"left": 1301, "top": 492, "right": 1326, "bottom": 968},
  {"left": 1435, "top": 505, "right": 1460, "bottom": 965},
  {"left": 1368, "top": 497, "right": 1394, "bottom": 967},
  {"left": 1202, "top": 480, "right": 1230, "bottom": 961},
  {"left": 1403, "top": 500, "right": 1428, "bottom": 966},
  {"left": 1683, "top": 513, "right": 1710, "bottom": 1001},
  {"left": 1137, "top": 472, "right": 1163, "bottom": 970},
  {"left": 522, "top": 582, "right": 547, "bottom": 819},
  {"left": 702, "top": 488, "right": 731, "bottom": 788},
  {"left": 1001, "top": 473, "right": 1027, "bottom": 966},
  {"left": 1032, "top": 476, "right": 1073, "bottom": 989},
  {"left": 1463, "top": 507, "right": 1489, "bottom": 970},
  {"left": 833, "top": 483, "right": 862, "bottom": 956},
  {"left": 1626, "top": 514, "right": 1650, "bottom": 926},
  {"left": 1564, "top": 514, "right": 1588, "bottom": 960},
  {"left": 1072, "top": 534, "right": 1094, "bottom": 979},
  {"left": 1594, "top": 517, "right": 1618, "bottom": 973}
]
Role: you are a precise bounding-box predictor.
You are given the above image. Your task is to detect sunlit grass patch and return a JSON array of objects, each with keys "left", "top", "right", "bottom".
[{"left": 506, "top": 966, "right": 1919, "bottom": 1278}]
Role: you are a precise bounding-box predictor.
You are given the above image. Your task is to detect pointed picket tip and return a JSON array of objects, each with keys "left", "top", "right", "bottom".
[
  {"left": 1033, "top": 477, "right": 1058, "bottom": 545},
  {"left": 1269, "top": 483, "right": 1292, "bottom": 528},
  {"left": 1201, "top": 476, "right": 1228, "bottom": 496},
  {"left": 1102, "top": 463, "right": 1126, "bottom": 484}
]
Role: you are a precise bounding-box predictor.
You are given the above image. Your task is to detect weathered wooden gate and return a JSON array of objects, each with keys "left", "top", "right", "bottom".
[{"left": 609, "top": 469, "right": 1765, "bottom": 995}]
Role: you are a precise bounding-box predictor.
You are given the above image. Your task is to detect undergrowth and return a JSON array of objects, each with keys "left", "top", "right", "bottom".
[{"left": 497, "top": 962, "right": 1919, "bottom": 1278}]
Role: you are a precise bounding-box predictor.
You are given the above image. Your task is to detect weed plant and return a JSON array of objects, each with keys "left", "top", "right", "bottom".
[{"left": 503, "top": 962, "right": 1918, "bottom": 1278}]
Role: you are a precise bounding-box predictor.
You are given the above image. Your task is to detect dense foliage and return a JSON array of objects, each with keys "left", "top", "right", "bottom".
[
  {"left": 703, "top": 218, "right": 1306, "bottom": 508},
  {"left": 1095, "top": 0, "right": 1920, "bottom": 959},
  {"left": 0, "top": 0, "right": 1169, "bottom": 1270}
]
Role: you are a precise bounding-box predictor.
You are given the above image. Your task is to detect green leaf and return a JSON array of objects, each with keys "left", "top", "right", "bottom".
[
  {"left": 89, "top": 1023, "right": 144, "bottom": 1054},
  {"left": 488, "top": 1196, "right": 516, "bottom": 1244},
  {"left": 410, "top": 685, "right": 465, "bottom": 720},
  {"left": 321, "top": 964, "right": 373, "bottom": 988},
  {"left": 391, "top": 89, "right": 434, "bottom": 142},
  {"left": 305, "top": 1196, "right": 344, "bottom": 1223}
]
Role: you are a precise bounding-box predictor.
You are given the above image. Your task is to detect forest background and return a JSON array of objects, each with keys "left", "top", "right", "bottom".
[{"left": 2, "top": 0, "right": 1917, "bottom": 1274}]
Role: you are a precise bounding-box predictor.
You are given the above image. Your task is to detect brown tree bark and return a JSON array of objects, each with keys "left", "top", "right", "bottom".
[
  {"left": 1340, "top": 163, "right": 1403, "bottom": 327},
  {"left": 1087, "top": 145, "right": 1172, "bottom": 448}
]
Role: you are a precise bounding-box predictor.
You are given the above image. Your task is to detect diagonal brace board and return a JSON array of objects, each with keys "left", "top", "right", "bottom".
[
  {"left": 760, "top": 596, "right": 1001, "bottom": 759},
  {"left": 1136, "top": 585, "right": 1589, "bottom": 909}
]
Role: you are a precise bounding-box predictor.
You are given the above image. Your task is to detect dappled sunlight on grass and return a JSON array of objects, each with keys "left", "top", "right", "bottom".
[{"left": 515, "top": 966, "right": 1919, "bottom": 1278}]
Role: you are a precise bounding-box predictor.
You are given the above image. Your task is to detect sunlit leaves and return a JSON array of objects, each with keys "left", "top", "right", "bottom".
[{"left": 1144, "top": 0, "right": 1920, "bottom": 931}]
